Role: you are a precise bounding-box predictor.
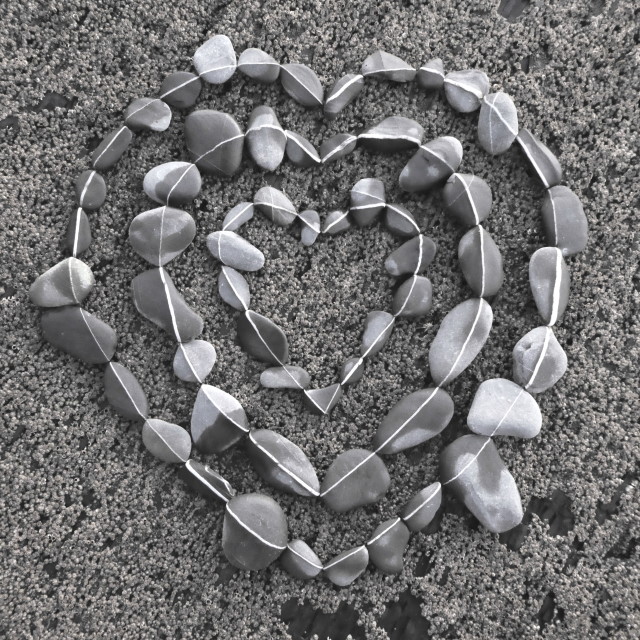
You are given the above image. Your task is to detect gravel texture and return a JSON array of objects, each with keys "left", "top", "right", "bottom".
[{"left": 1, "top": 1, "right": 639, "bottom": 638}]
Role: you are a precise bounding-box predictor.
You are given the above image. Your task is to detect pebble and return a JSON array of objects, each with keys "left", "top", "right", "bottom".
[
  {"left": 254, "top": 186, "right": 297, "bottom": 226},
  {"left": 141, "top": 419, "right": 191, "bottom": 464},
  {"left": 320, "top": 449, "right": 390, "bottom": 512},
  {"left": 458, "top": 226, "right": 504, "bottom": 297},
  {"left": 529, "top": 247, "right": 570, "bottom": 325},
  {"left": 206, "top": 230, "right": 265, "bottom": 271},
  {"left": 237, "top": 310, "right": 289, "bottom": 365},
  {"left": 324, "top": 73, "right": 365, "bottom": 120},
  {"left": 385, "top": 203, "right": 420, "bottom": 237},
  {"left": 247, "top": 429, "right": 320, "bottom": 497},
  {"left": 193, "top": 34, "right": 236, "bottom": 84},
  {"left": 367, "top": 518, "right": 410, "bottom": 575},
  {"left": 222, "top": 494, "right": 288, "bottom": 570},
  {"left": 400, "top": 482, "right": 442, "bottom": 531},
  {"left": 361, "top": 311, "right": 395, "bottom": 357},
  {"left": 444, "top": 69, "right": 490, "bottom": 112},
  {"left": 468, "top": 378, "right": 542, "bottom": 438},
  {"left": 173, "top": 339, "right": 217, "bottom": 383},
  {"left": 124, "top": 98, "right": 172, "bottom": 131},
  {"left": 260, "top": 365, "right": 311, "bottom": 389},
  {"left": 429, "top": 298, "right": 493, "bottom": 386},
  {"left": 218, "top": 266, "right": 250, "bottom": 311},
  {"left": 184, "top": 110, "right": 244, "bottom": 176},
  {"left": 359, "top": 116, "right": 424, "bottom": 152},
  {"left": 340, "top": 357, "right": 365, "bottom": 385},
  {"left": 41, "top": 307, "right": 116, "bottom": 364},
  {"left": 384, "top": 235, "right": 437, "bottom": 276},
  {"left": 478, "top": 92, "right": 518, "bottom": 155},
  {"left": 142, "top": 162, "right": 202, "bottom": 205},
  {"left": 246, "top": 106, "right": 287, "bottom": 171},
  {"left": 280, "top": 63, "right": 324, "bottom": 107},
  {"left": 399, "top": 136, "right": 463, "bottom": 192},
  {"left": 323, "top": 546, "right": 369, "bottom": 587},
  {"left": 303, "top": 383, "right": 343, "bottom": 415},
  {"left": 222, "top": 202, "right": 254, "bottom": 231},
  {"left": 361, "top": 50, "right": 415, "bottom": 82},
  {"left": 541, "top": 185, "right": 589, "bottom": 256},
  {"left": 280, "top": 540, "right": 323, "bottom": 580},
  {"left": 103, "top": 362, "right": 148, "bottom": 420},
  {"left": 284, "top": 130, "right": 321, "bottom": 167},
  {"left": 191, "top": 384, "right": 248, "bottom": 453},
  {"left": 66, "top": 208, "right": 92, "bottom": 256},
  {"left": 181, "top": 460, "right": 236, "bottom": 503},
  {"left": 512, "top": 326, "right": 567, "bottom": 393},
  {"left": 238, "top": 48, "right": 280, "bottom": 83},
  {"left": 320, "top": 133, "right": 358, "bottom": 163},
  {"left": 373, "top": 387, "right": 454, "bottom": 454},
  {"left": 29, "top": 257, "right": 94, "bottom": 307},
  {"left": 322, "top": 209, "right": 351, "bottom": 235},
  {"left": 129, "top": 206, "right": 196, "bottom": 266},
  {"left": 91, "top": 126, "right": 133, "bottom": 171},
  {"left": 131, "top": 268, "right": 203, "bottom": 342},
  {"left": 417, "top": 58, "right": 445, "bottom": 90},
  {"left": 75, "top": 170, "right": 106, "bottom": 210},
  {"left": 299, "top": 209, "right": 321, "bottom": 246},
  {"left": 516, "top": 128, "right": 563, "bottom": 189},
  {"left": 392, "top": 275, "right": 432, "bottom": 317},
  {"left": 442, "top": 173, "right": 493, "bottom": 226},
  {"left": 440, "top": 435, "right": 523, "bottom": 533},
  {"left": 350, "top": 178, "right": 385, "bottom": 227},
  {"left": 160, "top": 71, "right": 202, "bottom": 109}
]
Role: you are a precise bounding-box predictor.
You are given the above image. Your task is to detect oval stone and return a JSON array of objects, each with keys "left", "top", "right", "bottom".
[
  {"left": 66, "top": 208, "right": 92, "bottom": 256},
  {"left": 141, "top": 419, "right": 191, "bottom": 464},
  {"left": 206, "top": 231, "right": 265, "bottom": 271},
  {"left": 324, "top": 73, "right": 364, "bottom": 120},
  {"left": 218, "top": 266, "right": 250, "bottom": 311},
  {"left": 322, "top": 209, "right": 351, "bottom": 235},
  {"left": 237, "top": 310, "right": 289, "bottom": 365},
  {"left": 392, "top": 275, "right": 432, "bottom": 317},
  {"left": 245, "top": 106, "right": 287, "bottom": 171},
  {"left": 280, "top": 63, "right": 323, "bottom": 107},
  {"left": 444, "top": 69, "right": 490, "bottom": 112},
  {"left": 238, "top": 48, "right": 280, "bottom": 83},
  {"left": 91, "top": 126, "right": 133, "bottom": 171},
  {"left": 478, "top": 92, "right": 518, "bottom": 155},
  {"left": 280, "top": 540, "right": 322, "bottom": 580},
  {"left": 512, "top": 326, "right": 567, "bottom": 393},
  {"left": 367, "top": 518, "right": 410, "bottom": 575},
  {"left": 385, "top": 235, "right": 437, "bottom": 276},
  {"left": 385, "top": 203, "right": 420, "bottom": 237},
  {"left": 303, "top": 384, "right": 343, "bottom": 415},
  {"left": 361, "top": 50, "right": 415, "bottom": 82},
  {"left": 29, "top": 257, "right": 94, "bottom": 307},
  {"left": 124, "top": 98, "right": 171, "bottom": 132},
  {"left": 361, "top": 311, "right": 395, "bottom": 357},
  {"left": 400, "top": 482, "right": 442, "bottom": 532},
  {"left": 222, "top": 202, "right": 254, "bottom": 231},
  {"left": 103, "top": 362, "right": 148, "bottom": 420},
  {"left": 399, "top": 136, "right": 463, "bottom": 193},
  {"left": 458, "top": 226, "right": 504, "bottom": 297},
  {"left": 541, "top": 185, "right": 588, "bottom": 256},
  {"left": 350, "top": 178, "right": 385, "bottom": 227},
  {"left": 193, "top": 34, "right": 236, "bottom": 84},
  {"left": 320, "top": 133, "right": 358, "bottom": 163},
  {"left": 340, "top": 357, "right": 365, "bottom": 386},
  {"left": 516, "top": 128, "right": 563, "bottom": 189},
  {"left": 323, "top": 546, "right": 369, "bottom": 587},
  {"left": 529, "top": 247, "right": 570, "bottom": 326},
  {"left": 254, "top": 186, "right": 297, "bottom": 226},
  {"left": 142, "top": 162, "right": 201, "bottom": 206},
  {"left": 442, "top": 173, "right": 493, "bottom": 226},
  {"left": 284, "top": 130, "right": 321, "bottom": 168},
  {"left": 359, "top": 116, "right": 424, "bottom": 152},
  {"left": 260, "top": 365, "right": 310, "bottom": 389},
  {"left": 75, "top": 170, "right": 106, "bottom": 211},
  {"left": 159, "top": 71, "right": 202, "bottom": 109},
  {"left": 181, "top": 460, "right": 235, "bottom": 502},
  {"left": 173, "top": 340, "right": 217, "bottom": 383},
  {"left": 299, "top": 209, "right": 321, "bottom": 246},
  {"left": 417, "top": 58, "right": 445, "bottom": 90}
]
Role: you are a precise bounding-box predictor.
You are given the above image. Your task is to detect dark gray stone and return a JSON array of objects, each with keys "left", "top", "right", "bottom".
[
  {"left": 366, "top": 518, "right": 410, "bottom": 575},
  {"left": 478, "top": 92, "right": 519, "bottom": 155},
  {"left": 91, "top": 126, "right": 133, "bottom": 171},
  {"left": 529, "top": 247, "right": 570, "bottom": 326},
  {"left": 141, "top": 419, "right": 191, "bottom": 464},
  {"left": 340, "top": 357, "right": 365, "bottom": 385},
  {"left": 360, "top": 310, "right": 395, "bottom": 357},
  {"left": 320, "top": 133, "right": 358, "bottom": 163},
  {"left": 29, "top": 257, "right": 94, "bottom": 307},
  {"left": 417, "top": 58, "right": 444, "bottom": 90},
  {"left": 303, "top": 383, "right": 343, "bottom": 415},
  {"left": 442, "top": 173, "right": 493, "bottom": 226},
  {"left": 238, "top": 48, "right": 280, "bottom": 83},
  {"left": 65, "top": 208, "right": 92, "bottom": 256},
  {"left": 75, "top": 170, "right": 106, "bottom": 211},
  {"left": 323, "top": 546, "right": 369, "bottom": 587},
  {"left": 218, "top": 266, "right": 250, "bottom": 311},
  {"left": 324, "top": 73, "right": 364, "bottom": 120},
  {"left": 222, "top": 202, "right": 254, "bottom": 231},
  {"left": 299, "top": 209, "right": 320, "bottom": 246},
  {"left": 444, "top": 69, "right": 490, "bottom": 112},
  {"left": 322, "top": 209, "right": 351, "bottom": 235},
  {"left": 206, "top": 230, "right": 265, "bottom": 272},
  {"left": 400, "top": 482, "right": 442, "bottom": 531},
  {"left": 349, "top": 178, "right": 385, "bottom": 226},
  {"left": 193, "top": 34, "right": 236, "bottom": 84},
  {"left": 399, "top": 136, "right": 463, "bottom": 193},
  {"left": 254, "top": 186, "right": 297, "bottom": 226},
  {"left": 361, "top": 50, "right": 415, "bottom": 82},
  {"left": 284, "top": 130, "right": 321, "bottom": 167},
  {"left": 458, "top": 226, "right": 504, "bottom": 297},
  {"left": 516, "top": 128, "right": 563, "bottom": 189},
  {"left": 385, "top": 203, "right": 420, "bottom": 237},
  {"left": 181, "top": 460, "right": 235, "bottom": 502},
  {"left": 124, "top": 98, "right": 171, "bottom": 131},
  {"left": 245, "top": 106, "right": 286, "bottom": 171},
  {"left": 384, "top": 235, "right": 437, "bottom": 276},
  {"left": 142, "top": 162, "right": 201, "bottom": 206},
  {"left": 280, "top": 63, "right": 323, "bottom": 107},
  {"left": 103, "top": 362, "right": 148, "bottom": 421},
  {"left": 280, "top": 540, "right": 322, "bottom": 579},
  {"left": 173, "top": 340, "right": 217, "bottom": 383},
  {"left": 260, "top": 365, "right": 310, "bottom": 389},
  {"left": 541, "top": 185, "right": 589, "bottom": 256},
  {"left": 237, "top": 310, "right": 289, "bottom": 365},
  {"left": 392, "top": 275, "right": 432, "bottom": 317},
  {"left": 512, "top": 326, "right": 568, "bottom": 393},
  {"left": 159, "top": 71, "right": 202, "bottom": 109},
  {"left": 359, "top": 116, "right": 424, "bottom": 152}
]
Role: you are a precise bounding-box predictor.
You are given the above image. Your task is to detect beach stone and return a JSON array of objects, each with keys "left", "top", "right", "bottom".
[
  {"left": 181, "top": 459, "right": 236, "bottom": 503},
  {"left": 373, "top": 387, "right": 454, "bottom": 454},
  {"left": 468, "top": 378, "right": 542, "bottom": 438},
  {"left": 41, "top": 307, "right": 116, "bottom": 365},
  {"left": 124, "top": 98, "right": 171, "bottom": 131},
  {"left": 440, "top": 434, "right": 524, "bottom": 533},
  {"left": 303, "top": 384, "right": 343, "bottom": 415},
  {"left": 442, "top": 173, "right": 493, "bottom": 226},
  {"left": 417, "top": 58, "right": 444, "bottom": 90},
  {"left": 75, "top": 170, "right": 106, "bottom": 210},
  {"left": 260, "top": 365, "right": 310, "bottom": 389},
  {"left": 361, "top": 50, "right": 415, "bottom": 82},
  {"left": 458, "top": 226, "right": 504, "bottom": 297},
  {"left": 142, "top": 162, "right": 201, "bottom": 206},
  {"left": 91, "top": 126, "right": 133, "bottom": 171},
  {"left": 280, "top": 540, "right": 322, "bottom": 580},
  {"left": 29, "top": 257, "right": 94, "bottom": 307},
  {"left": 367, "top": 518, "right": 410, "bottom": 575},
  {"left": 399, "top": 136, "right": 463, "bottom": 192},
  {"left": 516, "top": 128, "right": 563, "bottom": 189},
  {"left": 222, "top": 494, "right": 288, "bottom": 571},
  {"left": 478, "top": 92, "right": 519, "bottom": 155},
  {"left": 359, "top": 116, "right": 424, "bottom": 152},
  {"left": 173, "top": 340, "right": 217, "bottom": 383},
  {"left": 385, "top": 203, "right": 420, "bottom": 237},
  {"left": 361, "top": 311, "right": 395, "bottom": 357},
  {"left": 193, "top": 34, "right": 236, "bottom": 84},
  {"left": 160, "top": 71, "right": 201, "bottom": 109},
  {"left": 129, "top": 206, "right": 196, "bottom": 266},
  {"left": 184, "top": 110, "right": 244, "bottom": 177},
  {"left": 444, "top": 69, "right": 490, "bottom": 112},
  {"left": 247, "top": 429, "right": 319, "bottom": 497},
  {"left": 400, "top": 482, "right": 442, "bottom": 531},
  {"left": 324, "top": 546, "right": 369, "bottom": 587},
  {"left": 320, "top": 133, "right": 358, "bottom": 163},
  {"left": 541, "top": 185, "right": 589, "bottom": 256},
  {"left": 299, "top": 209, "right": 321, "bottom": 246},
  {"left": 513, "top": 326, "right": 568, "bottom": 393},
  {"left": 280, "top": 63, "right": 323, "bottom": 107},
  {"left": 385, "top": 235, "right": 437, "bottom": 276},
  {"left": 245, "top": 106, "right": 286, "bottom": 171},
  {"left": 238, "top": 48, "right": 280, "bottom": 83},
  {"left": 529, "top": 247, "right": 570, "bottom": 325},
  {"left": 103, "top": 362, "right": 148, "bottom": 421},
  {"left": 429, "top": 298, "right": 493, "bottom": 386},
  {"left": 65, "top": 208, "right": 92, "bottom": 256},
  {"left": 191, "top": 384, "right": 248, "bottom": 453},
  {"left": 222, "top": 202, "right": 254, "bottom": 231},
  {"left": 141, "top": 419, "right": 191, "bottom": 464},
  {"left": 350, "top": 178, "right": 385, "bottom": 226},
  {"left": 284, "top": 130, "right": 321, "bottom": 167},
  {"left": 321, "top": 449, "right": 390, "bottom": 512},
  {"left": 324, "top": 73, "right": 364, "bottom": 120},
  {"left": 237, "top": 310, "right": 289, "bottom": 365},
  {"left": 323, "top": 209, "right": 351, "bottom": 235},
  {"left": 340, "top": 357, "right": 365, "bottom": 385},
  {"left": 218, "top": 266, "right": 250, "bottom": 311},
  {"left": 392, "top": 275, "right": 432, "bottom": 317},
  {"left": 132, "top": 268, "right": 203, "bottom": 342},
  {"left": 254, "top": 186, "right": 297, "bottom": 226},
  {"left": 206, "top": 231, "right": 265, "bottom": 272}
]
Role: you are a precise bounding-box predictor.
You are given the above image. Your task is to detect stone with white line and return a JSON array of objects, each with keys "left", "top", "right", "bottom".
[
  {"left": 246, "top": 106, "right": 286, "bottom": 171},
  {"left": 237, "top": 310, "right": 289, "bottom": 365},
  {"left": 124, "top": 98, "right": 172, "bottom": 132},
  {"left": 181, "top": 460, "right": 236, "bottom": 502},
  {"left": 280, "top": 540, "right": 322, "bottom": 580},
  {"left": 444, "top": 69, "right": 490, "bottom": 112},
  {"left": 303, "top": 383, "right": 343, "bottom": 415},
  {"left": 417, "top": 58, "right": 444, "bottom": 90},
  {"left": 320, "top": 133, "right": 358, "bottom": 163},
  {"left": 254, "top": 186, "right": 297, "bottom": 226},
  {"left": 222, "top": 202, "right": 254, "bottom": 231},
  {"left": 142, "top": 419, "right": 191, "bottom": 464},
  {"left": 458, "top": 226, "right": 504, "bottom": 297},
  {"left": 541, "top": 185, "right": 588, "bottom": 257},
  {"left": 384, "top": 235, "right": 437, "bottom": 276},
  {"left": 284, "top": 130, "right": 321, "bottom": 168},
  {"left": 392, "top": 275, "right": 432, "bottom": 317},
  {"left": 206, "top": 231, "right": 265, "bottom": 271},
  {"left": 399, "top": 136, "right": 463, "bottom": 193},
  {"left": 65, "top": 208, "right": 92, "bottom": 255},
  {"left": 516, "top": 128, "right": 563, "bottom": 189},
  {"left": 361, "top": 311, "right": 394, "bottom": 357},
  {"left": 529, "top": 247, "right": 570, "bottom": 325},
  {"left": 103, "top": 362, "right": 148, "bottom": 420},
  {"left": 75, "top": 170, "right": 106, "bottom": 210},
  {"left": 350, "top": 178, "right": 385, "bottom": 226},
  {"left": 160, "top": 71, "right": 202, "bottom": 109},
  {"left": 91, "top": 126, "right": 133, "bottom": 171},
  {"left": 340, "top": 357, "right": 365, "bottom": 386},
  {"left": 260, "top": 365, "right": 310, "bottom": 389},
  {"left": 478, "top": 92, "right": 518, "bottom": 155},
  {"left": 238, "top": 48, "right": 280, "bottom": 83},
  {"left": 361, "top": 50, "right": 415, "bottom": 82},
  {"left": 442, "top": 173, "right": 493, "bottom": 227},
  {"left": 299, "top": 209, "right": 321, "bottom": 246},
  {"left": 142, "top": 162, "right": 202, "bottom": 206},
  {"left": 193, "top": 34, "right": 236, "bottom": 84},
  {"left": 512, "top": 326, "right": 567, "bottom": 393},
  {"left": 280, "top": 63, "right": 323, "bottom": 107},
  {"left": 385, "top": 203, "right": 420, "bottom": 237},
  {"left": 218, "top": 266, "right": 250, "bottom": 311},
  {"left": 359, "top": 116, "right": 424, "bottom": 152},
  {"left": 324, "top": 73, "right": 364, "bottom": 120},
  {"left": 367, "top": 518, "right": 410, "bottom": 575},
  {"left": 29, "top": 257, "right": 94, "bottom": 307},
  {"left": 324, "top": 546, "right": 369, "bottom": 587},
  {"left": 400, "top": 482, "right": 442, "bottom": 531},
  {"left": 173, "top": 339, "right": 217, "bottom": 383},
  {"left": 322, "top": 209, "right": 351, "bottom": 235}
]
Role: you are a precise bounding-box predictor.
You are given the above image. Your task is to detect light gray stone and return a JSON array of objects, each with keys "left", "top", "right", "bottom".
[
  {"left": 260, "top": 365, "right": 310, "bottom": 389},
  {"left": 91, "top": 126, "right": 133, "bottom": 171},
  {"left": 442, "top": 173, "right": 493, "bottom": 226},
  {"left": 324, "top": 73, "right": 364, "bottom": 120},
  {"left": 142, "top": 162, "right": 201, "bottom": 206},
  {"left": 29, "top": 257, "right": 94, "bottom": 307},
  {"left": 340, "top": 357, "right": 365, "bottom": 385},
  {"left": 173, "top": 340, "right": 217, "bottom": 383},
  {"left": 361, "top": 311, "right": 395, "bottom": 357},
  {"left": 444, "top": 69, "right": 490, "bottom": 112},
  {"left": 284, "top": 130, "right": 321, "bottom": 167},
  {"left": 350, "top": 178, "right": 385, "bottom": 226},
  {"left": 124, "top": 98, "right": 171, "bottom": 131},
  {"left": 541, "top": 185, "right": 589, "bottom": 256},
  {"left": 218, "top": 266, "right": 250, "bottom": 311},
  {"left": 458, "top": 226, "right": 504, "bottom": 297},
  {"left": 322, "top": 209, "right": 351, "bottom": 235},
  {"left": 245, "top": 106, "right": 286, "bottom": 171},
  {"left": 222, "top": 202, "right": 254, "bottom": 231},
  {"left": 400, "top": 482, "right": 442, "bottom": 531},
  {"left": 320, "top": 133, "right": 358, "bottom": 163},
  {"left": 529, "top": 247, "right": 570, "bottom": 325},
  {"left": 399, "top": 136, "right": 463, "bottom": 193},
  {"left": 303, "top": 383, "right": 343, "bottom": 415},
  {"left": 75, "top": 170, "right": 106, "bottom": 210},
  {"left": 103, "top": 362, "right": 148, "bottom": 420},
  {"left": 65, "top": 208, "right": 92, "bottom": 256},
  {"left": 517, "top": 128, "right": 563, "bottom": 189},
  {"left": 323, "top": 546, "right": 369, "bottom": 587},
  {"left": 384, "top": 235, "right": 437, "bottom": 276},
  {"left": 361, "top": 50, "right": 415, "bottom": 82},
  {"left": 280, "top": 540, "right": 322, "bottom": 580},
  {"left": 512, "top": 326, "right": 567, "bottom": 393},
  {"left": 254, "top": 186, "right": 297, "bottom": 226},
  {"left": 142, "top": 419, "right": 191, "bottom": 464},
  {"left": 206, "top": 230, "right": 265, "bottom": 271},
  {"left": 478, "top": 92, "right": 518, "bottom": 155},
  {"left": 358, "top": 116, "right": 424, "bottom": 152},
  {"left": 280, "top": 63, "right": 323, "bottom": 107},
  {"left": 392, "top": 275, "right": 432, "bottom": 317},
  {"left": 193, "top": 34, "right": 236, "bottom": 84},
  {"left": 238, "top": 48, "right": 280, "bottom": 83},
  {"left": 299, "top": 209, "right": 320, "bottom": 246},
  {"left": 367, "top": 518, "right": 410, "bottom": 575}
]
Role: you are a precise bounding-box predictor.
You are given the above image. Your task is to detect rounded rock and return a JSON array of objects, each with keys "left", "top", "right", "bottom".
[
  {"left": 417, "top": 58, "right": 444, "bottom": 90},
  {"left": 103, "top": 362, "right": 148, "bottom": 421},
  {"left": 303, "top": 384, "right": 343, "bottom": 415},
  {"left": 442, "top": 173, "right": 493, "bottom": 227},
  {"left": 350, "top": 178, "right": 385, "bottom": 227},
  {"left": 541, "top": 185, "right": 588, "bottom": 256},
  {"left": 324, "top": 73, "right": 364, "bottom": 120},
  {"left": 65, "top": 208, "right": 92, "bottom": 256},
  {"left": 222, "top": 202, "right": 254, "bottom": 231},
  {"left": 181, "top": 460, "right": 235, "bottom": 503},
  {"left": 322, "top": 209, "right": 351, "bottom": 235},
  {"left": 284, "top": 130, "right": 321, "bottom": 168},
  {"left": 516, "top": 128, "right": 563, "bottom": 189},
  {"left": 280, "top": 63, "right": 323, "bottom": 107},
  {"left": 254, "top": 186, "right": 297, "bottom": 226},
  {"left": 142, "top": 162, "right": 201, "bottom": 206},
  {"left": 238, "top": 48, "right": 280, "bottom": 83},
  {"left": 299, "top": 209, "right": 321, "bottom": 246},
  {"left": 385, "top": 203, "right": 420, "bottom": 237},
  {"left": 361, "top": 311, "right": 394, "bottom": 357},
  {"left": 218, "top": 266, "right": 250, "bottom": 311},
  {"left": 237, "top": 310, "right": 289, "bottom": 365},
  {"left": 160, "top": 71, "right": 202, "bottom": 109},
  {"left": 260, "top": 365, "right": 310, "bottom": 389},
  {"left": 385, "top": 235, "right": 437, "bottom": 276},
  {"left": 358, "top": 116, "right": 424, "bottom": 152},
  {"left": 206, "top": 231, "right": 265, "bottom": 272},
  {"left": 444, "top": 69, "right": 490, "bottom": 112},
  {"left": 392, "top": 275, "right": 432, "bottom": 317},
  {"left": 458, "top": 226, "right": 504, "bottom": 297},
  {"left": 245, "top": 106, "right": 287, "bottom": 171},
  {"left": 478, "top": 92, "right": 518, "bottom": 155},
  {"left": 173, "top": 340, "right": 217, "bottom": 383},
  {"left": 367, "top": 518, "right": 410, "bottom": 575},
  {"left": 399, "top": 136, "right": 463, "bottom": 193},
  {"left": 400, "top": 482, "right": 442, "bottom": 532},
  {"left": 141, "top": 419, "right": 191, "bottom": 464},
  {"left": 75, "top": 170, "right": 106, "bottom": 211},
  {"left": 193, "top": 35, "right": 236, "bottom": 84},
  {"left": 529, "top": 247, "right": 570, "bottom": 325},
  {"left": 320, "top": 133, "right": 358, "bottom": 164},
  {"left": 280, "top": 540, "right": 322, "bottom": 580},
  {"left": 340, "top": 357, "right": 365, "bottom": 386},
  {"left": 361, "top": 50, "right": 415, "bottom": 82},
  {"left": 91, "top": 126, "right": 133, "bottom": 171},
  {"left": 323, "top": 546, "right": 369, "bottom": 587},
  {"left": 512, "top": 326, "right": 568, "bottom": 393},
  {"left": 124, "top": 98, "right": 171, "bottom": 132},
  {"left": 29, "top": 257, "right": 95, "bottom": 307}
]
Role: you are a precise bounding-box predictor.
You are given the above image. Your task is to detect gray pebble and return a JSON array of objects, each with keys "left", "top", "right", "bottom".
[
  {"left": 322, "top": 209, "right": 351, "bottom": 235},
  {"left": 442, "top": 173, "right": 493, "bottom": 226},
  {"left": 159, "top": 71, "right": 202, "bottom": 109},
  {"left": 284, "top": 130, "right": 321, "bottom": 167},
  {"left": 400, "top": 482, "right": 442, "bottom": 531},
  {"left": 323, "top": 546, "right": 369, "bottom": 587},
  {"left": 417, "top": 58, "right": 444, "bottom": 90},
  {"left": 66, "top": 208, "right": 92, "bottom": 256},
  {"left": 103, "top": 362, "right": 148, "bottom": 421},
  {"left": 350, "top": 178, "right": 385, "bottom": 227},
  {"left": 458, "top": 226, "right": 504, "bottom": 297},
  {"left": 392, "top": 275, "right": 432, "bottom": 317},
  {"left": 324, "top": 73, "right": 364, "bottom": 120},
  {"left": 444, "top": 69, "right": 490, "bottom": 112},
  {"left": 91, "top": 126, "right": 133, "bottom": 171},
  {"left": 340, "top": 357, "right": 365, "bottom": 385},
  {"left": 75, "top": 170, "right": 106, "bottom": 210},
  {"left": 361, "top": 50, "right": 415, "bottom": 82},
  {"left": 385, "top": 203, "right": 420, "bottom": 237},
  {"left": 320, "top": 133, "right": 358, "bottom": 163},
  {"left": 238, "top": 48, "right": 280, "bottom": 84},
  {"left": 29, "top": 257, "right": 94, "bottom": 307},
  {"left": 246, "top": 106, "right": 286, "bottom": 171},
  {"left": 384, "top": 234, "right": 437, "bottom": 276},
  {"left": 260, "top": 365, "right": 310, "bottom": 389},
  {"left": 280, "top": 63, "right": 323, "bottom": 107},
  {"left": 359, "top": 116, "right": 424, "bottom": 152},
  {"left": 361, "top": 310, "right": 395, "bottom": 357},
  {"left": 399, "top": 136, "right": 463, "bottom": 192},
  {"left": 529, "top": 247, "right": 570, "bottom": 325},
  {"left": 181, "top": 460, "right": 236, "bottom": 503},
  {"left": 193, "top": 34, "right": 236, "bottom": 84},
  {"left": 303, "top": 383, "right": 343, "bottom": 415},
  {"left": 541, "top": 185, "right": 589, "bottom": 256},
  {"left": 173, "top": 340, "right": 217, "bottom": 383},
  {"left": 237, "top": 310, "right": 289, "bottom": 365},
  {"left": 222, "top": 202, "right": 254, "bottom": 231},
  {"left": 299, "top": 209, "right": 321, "bottom": 246},
  {"left": 141, "top": 419, "right": 191, "bottom": 464},
  {"left": 280, "top": 540, "right": 323, "bottom": 580},
  {"left": 124, "top": 98, "right": 171, "bottom": 132},
  {"left": 366, "top": 518, "right": 410, "bottom": 575},
  {"left": 218, "top": 266, "right": 250, "bottom": 311},
  {"left": 254, "top": 186, "right": 297, "bottom": 226},
  {"left": 512, "top": 326, "right": 567, "bottom": 393},
  {"left": 142, "top": 161, "right": 202, "bottom": 206},
  {"left": 478, "top": 92, "right": 519, "bottom": 155},
  {"left": 516, "top": 128, "right": 563, "bottom": 189},
  {"left": 206, "top": 230, "right": 265, "bottom": 272}
]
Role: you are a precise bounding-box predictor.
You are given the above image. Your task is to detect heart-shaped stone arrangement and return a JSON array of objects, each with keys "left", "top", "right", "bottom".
[{"left": 30, "top": 34, "right": 588, "bottom": 586}]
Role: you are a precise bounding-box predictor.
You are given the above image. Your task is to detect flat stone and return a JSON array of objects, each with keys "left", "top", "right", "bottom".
[
  {"left": 284, "top": 130, "right": 321, "bottom": 168},
  {"left": 429, "top": 297, "right": 493, "bottom": 387},
  {"left": 350, "top": 178, "right": 385, "bottom": 226},
  {"left": 218, "top": 266, "right": 250, "bottom": 311},
  {"left": 359, "top": 116, "right": 424, "bottom": 152},
  {"left": 237, "top": 310, "right": 289, "bottom": 365},
  {"left": 400, "top": 482, "right": 442, "bottom": 531},
  {"left": 517, "top": 128, "right": 563, "bottom": 189},
  {"left": 340, "top": 357, "right": 365, "bottom": 385},
  {"left": 75, "top": 170, "right": 106, "bottom": 210},
  {"left": 323, "top": 546, "right": 369, "bottom": 587},
  {"left": 280, "top": 540, "right": 322, "bottom": 580},
  {"left": 173, "top": 340, "right": 217, "bottom": 383},
  {"left": 160, "top": 71, "right": 202, "bottom": 109},
  {"left": 29, "top": 257, "right": 94, "bottom": 307},
  {"left": 246, "top": 106, "right": 287, "bottom": 171},
  {"left": 320, "top": 133, "right": 358, "bottom": 163},
  {"left": 444, "top": 69, "right": 490, "bottom": 112},
  {"left": 129, "top": 206, "right": 196, "bottom": 266},
  {"left": 247, "top": 429, "right": 320, "bottom": 497},
  {"left": 385, "top": 203, "right": 420, "bottom": 237},
  {"left": 440, "top": 434, "right": 524, "bottom": 533},
  {"left": 193, "top": 34, "right": 236, "bottom": 84},
  {"left": 103, "top": 362, "right": 148, "bottom": 420},
  {"left": 206, "top": 230, "right": 265, "bottom": 271},
  {"left": 254, "top": 186, "right": 297, "bottom": 226},
  {"left": 468, "top": 378, "right": 542, "bottom": 438},
  {"left": 541, "top": 185, "right": 589, "bottom": 256},
  {"left": 222, "top": 202, "right": 254, "bottom": 231},
  {"left": 367, "top": 518, "right": 410, "bottom": 575},
  {"left": 141, "top": 419, "right": 191, "bottom": 464},
  {"left": 181, "top": 460, "right": 236, "bottom": 502},
  {"left": 361, "top": 50, "right": 415, "bottom": 82},
  {"left": 324, "top": 73, "right": 364, "bottom": 120},
  {"left": 442, "top": 173, "right": 493, "bottom": 226},
  {"left": 361, "top": 311, "right": 395, "bottom": 357},
  {"left": 238, "top": 48, "right": 280, "bottom": 83},
  {"left": 299, "top": 209, "right": 320, "bottom": 246},
  {"left": 303, "top": 383, "right": 343, "bottom": 415},
  {"left": 223, "top": 494, "right": 288, "bottom": 570},
  {"left": 392, "top": 275, "right": 432, "bottom": 317},
  {"left": 373, "top": 387, "right": 454, "bottom": 454},
  {"left": 478, "top": 92, "right": 518, "bottom": 155},
  {"left": 191, "top": 384, "right": 248, "bottom": 453},
  {"left": 399, "top": 136, "right": 463, "bottom": 193},
  {"left": 417, "top": 58, "right": 444, "bottom": 90},
  {"left": 512, "top": 326, "right": 567, "bottom": 393},
  {"left": 41, "top": 307, "right": 116, "bottom": 365},
  {"left": 322, "top": 209, "right": 351, "bottom": 235},
  {"left": 260, "top": 365, "right": 310, "bottom": 389},
  {"left": 124, "top": 98, "right": 171, "bottom": 132},
  {"left": 91, "top": 126, "right": 133, "bottom": 171},
  {"left": 142, "top": 162, "right": 202, "bottom": 206},
  {"left": 280, "top": 63, "right": 323, "bottom": 107},
  {"left": 320, "top": 449, "right": 390, "bottom": 512},
  {"left": 529, "top": 247, "right": 570, "bottom": 325},
  {"left": 458, "top": 226, "right": 504, "bottom": 297},
  {"left": 384, "top": 235, "right": 437, "bottom": 276},
  {"left": 65, "top": 208, "right": 92, "bottom": 256}
]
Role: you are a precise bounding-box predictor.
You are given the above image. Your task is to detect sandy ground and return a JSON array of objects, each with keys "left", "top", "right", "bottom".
[{"left": 1, "top": 0, "right": 638, "bottom": 638}]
